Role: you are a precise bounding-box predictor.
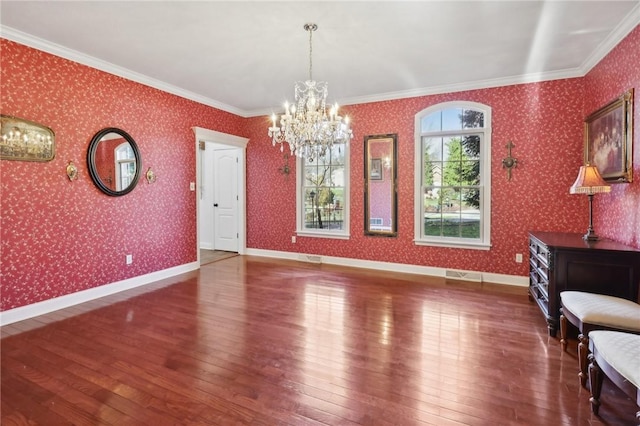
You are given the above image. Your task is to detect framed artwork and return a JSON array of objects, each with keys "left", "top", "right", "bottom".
[
  {"left": 584, "top": 88, "right": 633, "bottom": 183},
  {"left": 370, "top": 158, "right": 383, "bottom": 180},
  {"left": 1, "top": 115, "right": 55, "bottom": 161}
]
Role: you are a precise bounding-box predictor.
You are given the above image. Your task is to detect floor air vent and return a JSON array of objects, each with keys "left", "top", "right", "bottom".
[
  {"left": 299, "top": 255, "right": 322, "bottom": 264},
  {"left": 445, "top": 270, "right": 482, "bottom": 282}
]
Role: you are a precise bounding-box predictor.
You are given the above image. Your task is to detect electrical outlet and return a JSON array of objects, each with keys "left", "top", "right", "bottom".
[
  {"left": 291, "top": 236, "right": 296, "bottom": 243},
  {"left": 126, "top": 254, "right": 133, "bottom": 265},
  {"left": 515, "top": 253, "right": 523, "bottom": 263}
]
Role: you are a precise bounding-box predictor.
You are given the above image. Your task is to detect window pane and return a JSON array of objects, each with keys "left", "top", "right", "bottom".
[
  {"left": 424, "top": 187, "right": 439, "bottom": 213},
  {"left": 462, "top": 161, "right": 480, "bottom": 185},
  {"left": 423, "top": 137, "right": 443, "bottom": 161},
  {"left": 462, "top": 135, "right": 480, "bottom": 160},
  {"left": 445, "top": 137, "right": 462, "bottom": 160},
  {"left": 302, "top": 145, "right": 345, "bottom": 232},
  {"left": 443, "top": 162, "right": 462, "bottom": 186},
  {"left": 424, "top": 214, "right": 442, "bottom": 236},
  {"left": 304, "top": 185, "right": 344, "bottom": 231},
  {"left": 461, "top": 109, "right": 484, "bottom": 128},
  {"left": 442, "top": 108, "right": 463, "bottom": 131},
  {"left": 328, "top": 143, "right": 345, "bottom": 165},
  {"left": 421, "top": 111, "right": 442, "bottom": 132},
  {"left": 331, "top": 167, "right": 344, "bottom": 187},
  {"left": 304, "top": 165, "right": 321, "bottom": 186}
]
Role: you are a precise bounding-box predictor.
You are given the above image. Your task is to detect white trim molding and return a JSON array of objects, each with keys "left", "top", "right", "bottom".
[
  {"left": 245, "top": 248, "right": 529, "bottom": 288},
  {"left": 192, "top": 127, "right": 249, "bottom": 260},
  {"left": 0, "top": 262, "right": 199, "bottom": 326},
  {"left": 1, "top": 27, "right": 244, "bottom": 116},
  {"left": 0, "top": 251, "right": 529, "bottom": 326}
]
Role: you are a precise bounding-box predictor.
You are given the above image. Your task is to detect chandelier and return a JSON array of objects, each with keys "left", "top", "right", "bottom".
[{"left": 268, "top": 23, "right": 352, "bottom": 162}]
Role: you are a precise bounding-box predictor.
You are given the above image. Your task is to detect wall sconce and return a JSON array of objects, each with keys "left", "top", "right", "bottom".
[
  {"left": 145, "top": 167, "right": 157, "bottom": 184},
  {"left": 570, "top": 163, "right": 611, "bottom": 241},
  {"left": 502, "top": 140, "right": 517, "bottom": 180},
  {"left": 1, "top": 115, "right": 56, "bottom": 162},
  {"left": 278, "top": 153, "right": 291, "bottom": 176},
  {"left": 66, "top": 161, "right": 78, "bottom": 181}
]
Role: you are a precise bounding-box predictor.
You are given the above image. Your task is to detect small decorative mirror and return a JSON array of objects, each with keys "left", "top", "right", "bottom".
[
  {"left": 364, "top": 134, "right": 398, "bottom": 236},
  {"left": 87, "top": 127, "right": 141, "bottom": 196}
]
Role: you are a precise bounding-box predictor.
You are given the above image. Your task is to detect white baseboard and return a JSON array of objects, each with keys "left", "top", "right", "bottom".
[
  {"left": 1, "top": 251, "right": 529, "bottom": 327},
  {"left": 245, "top": 248, "right": 529, "bottom": 287},
  {"left": 0, "top": 262, "right": 199, "bottom": 326}
]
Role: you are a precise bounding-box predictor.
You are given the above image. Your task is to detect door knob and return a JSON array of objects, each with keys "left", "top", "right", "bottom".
[{"left": 214, "top": 203, "right": 218, "bottom": 207}]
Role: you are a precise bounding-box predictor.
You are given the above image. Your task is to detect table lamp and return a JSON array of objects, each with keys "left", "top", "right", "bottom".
[{"left": 569, "top": 164, "right": 611, "bottom": 241}]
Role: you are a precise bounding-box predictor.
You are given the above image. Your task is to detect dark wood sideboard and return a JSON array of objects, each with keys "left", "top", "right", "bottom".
[{"left": 528, "top": 231, "right": 640, "bottom": 337}]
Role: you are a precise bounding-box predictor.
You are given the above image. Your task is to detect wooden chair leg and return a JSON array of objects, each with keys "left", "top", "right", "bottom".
[
  {"left": 560, "top": 314, "right": 568, "bottom": 352},
  {"left": 588, "top": 353, "right": 602, "bottom": 415},
  {"left": 578, "top": 334, "right": 589, "bottom": 387}
]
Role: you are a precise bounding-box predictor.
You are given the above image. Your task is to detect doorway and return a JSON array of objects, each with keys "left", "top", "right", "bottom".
[{"left": 193, "top": 127, "right": 248, "bottom": 266}]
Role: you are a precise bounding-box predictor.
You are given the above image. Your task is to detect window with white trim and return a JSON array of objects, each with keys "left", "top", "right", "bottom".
[
  {"left": 297, "top": 142, "right": 350, "bottom": 239},
  {"left": 414, "top": 101, "right": 491, "bottom": 249}
]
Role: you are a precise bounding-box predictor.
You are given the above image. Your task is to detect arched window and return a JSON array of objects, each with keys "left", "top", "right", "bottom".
[{"left": 414, "top": 101, "right": 491, "bottom": 249}]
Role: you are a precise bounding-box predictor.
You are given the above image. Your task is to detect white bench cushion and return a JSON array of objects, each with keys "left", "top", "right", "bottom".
[
  {"left": 589, "top": 330, "right": 640, "bottom": 388},
  {"left": 561, "top": 291, "right": 640, "bottom": 331}
]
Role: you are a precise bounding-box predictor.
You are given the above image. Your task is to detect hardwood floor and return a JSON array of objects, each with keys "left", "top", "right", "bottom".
[{"left": 2, "top": 255, "right": 637, "bottom": 425}]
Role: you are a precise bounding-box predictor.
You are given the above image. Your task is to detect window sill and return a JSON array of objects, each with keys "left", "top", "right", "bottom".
[
  {"left": 297, "top": 231, "right": 350, "bottom": 240},
  {"left": 414, "top": 238, "right": 491, "bottom": 250}
]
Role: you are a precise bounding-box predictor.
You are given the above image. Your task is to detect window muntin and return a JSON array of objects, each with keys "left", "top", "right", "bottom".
[
  {"left": 415, "top": 102, "right": 491, "bottom": 249},
  {"left": 298, "top": 142, "right": 349, "bottom": 238}
]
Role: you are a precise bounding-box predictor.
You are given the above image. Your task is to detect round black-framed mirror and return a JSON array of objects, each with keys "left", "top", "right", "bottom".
[{"left": 87, "top": 127, "right": 141, "bottom": 196}]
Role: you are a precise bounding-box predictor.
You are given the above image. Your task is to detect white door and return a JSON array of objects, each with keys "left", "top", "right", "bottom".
[{"left": 214, "top": 149, "right": 238, "bottom": 252}]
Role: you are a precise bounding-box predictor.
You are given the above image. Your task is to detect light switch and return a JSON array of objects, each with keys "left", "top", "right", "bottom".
[{"left": 190, "top": 182, "right": 195, "bottom": 191}]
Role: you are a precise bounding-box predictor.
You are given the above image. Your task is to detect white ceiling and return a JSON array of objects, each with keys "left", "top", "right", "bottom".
[{"left": 2, "top": 1, "right": 639, "bottom": 117}]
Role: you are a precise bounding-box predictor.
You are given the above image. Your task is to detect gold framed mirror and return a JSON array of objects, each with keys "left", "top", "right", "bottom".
[{"left": 364, "top": 134, "right": 398, "bottom": 236}]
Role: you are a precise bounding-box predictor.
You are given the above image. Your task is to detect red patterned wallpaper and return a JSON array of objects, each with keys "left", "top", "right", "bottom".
[
  {"left": 246, "top": 78, "right": 587, "bottom": 276},
  {"left": 0, "top": 40, "right": 245, "bottom": 310},
  {"left": 584, "top": 25, "right": 640, "bottom": 249},
  {"left": 3, "top": 25, "right": 638, "bottom": 312}
]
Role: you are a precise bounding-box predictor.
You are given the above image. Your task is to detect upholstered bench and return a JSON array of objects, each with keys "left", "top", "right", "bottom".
[
  {"left": 587, "top": 331, "right": 640, "bottom": 421},
  {"left": 559, "top": 291, "right": 640, "bottom": 387}
]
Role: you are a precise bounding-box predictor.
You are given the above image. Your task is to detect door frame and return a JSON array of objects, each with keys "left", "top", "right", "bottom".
[{"left": 192, "top": 127, "right": 249, "bottom": 265}]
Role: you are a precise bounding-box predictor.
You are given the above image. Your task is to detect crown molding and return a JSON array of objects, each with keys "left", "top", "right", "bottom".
[
  {"left": 1, "top": 26, "right": 246, "bottom": 117},
  {"left": 244, "top": 68, "right": 583, "bottom": 117},
  {"left": 4, "top": 6, "right": 638, "bottom": 121},
  {"left": 580, "top": 2, "right": 640, "bottom": 74}
]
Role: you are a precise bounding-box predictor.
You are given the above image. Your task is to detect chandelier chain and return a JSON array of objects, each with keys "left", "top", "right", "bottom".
[{"left": 308, "top": 24, "right": 313, "bottom": 81}]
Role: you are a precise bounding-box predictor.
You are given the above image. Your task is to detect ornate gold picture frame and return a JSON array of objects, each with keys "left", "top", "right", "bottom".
[
  {"left": 0, "top": 115, "right": 56, "bottom": 162},
  {"left": 584, "top": 88, "right": 633, "bottom": 183}
]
